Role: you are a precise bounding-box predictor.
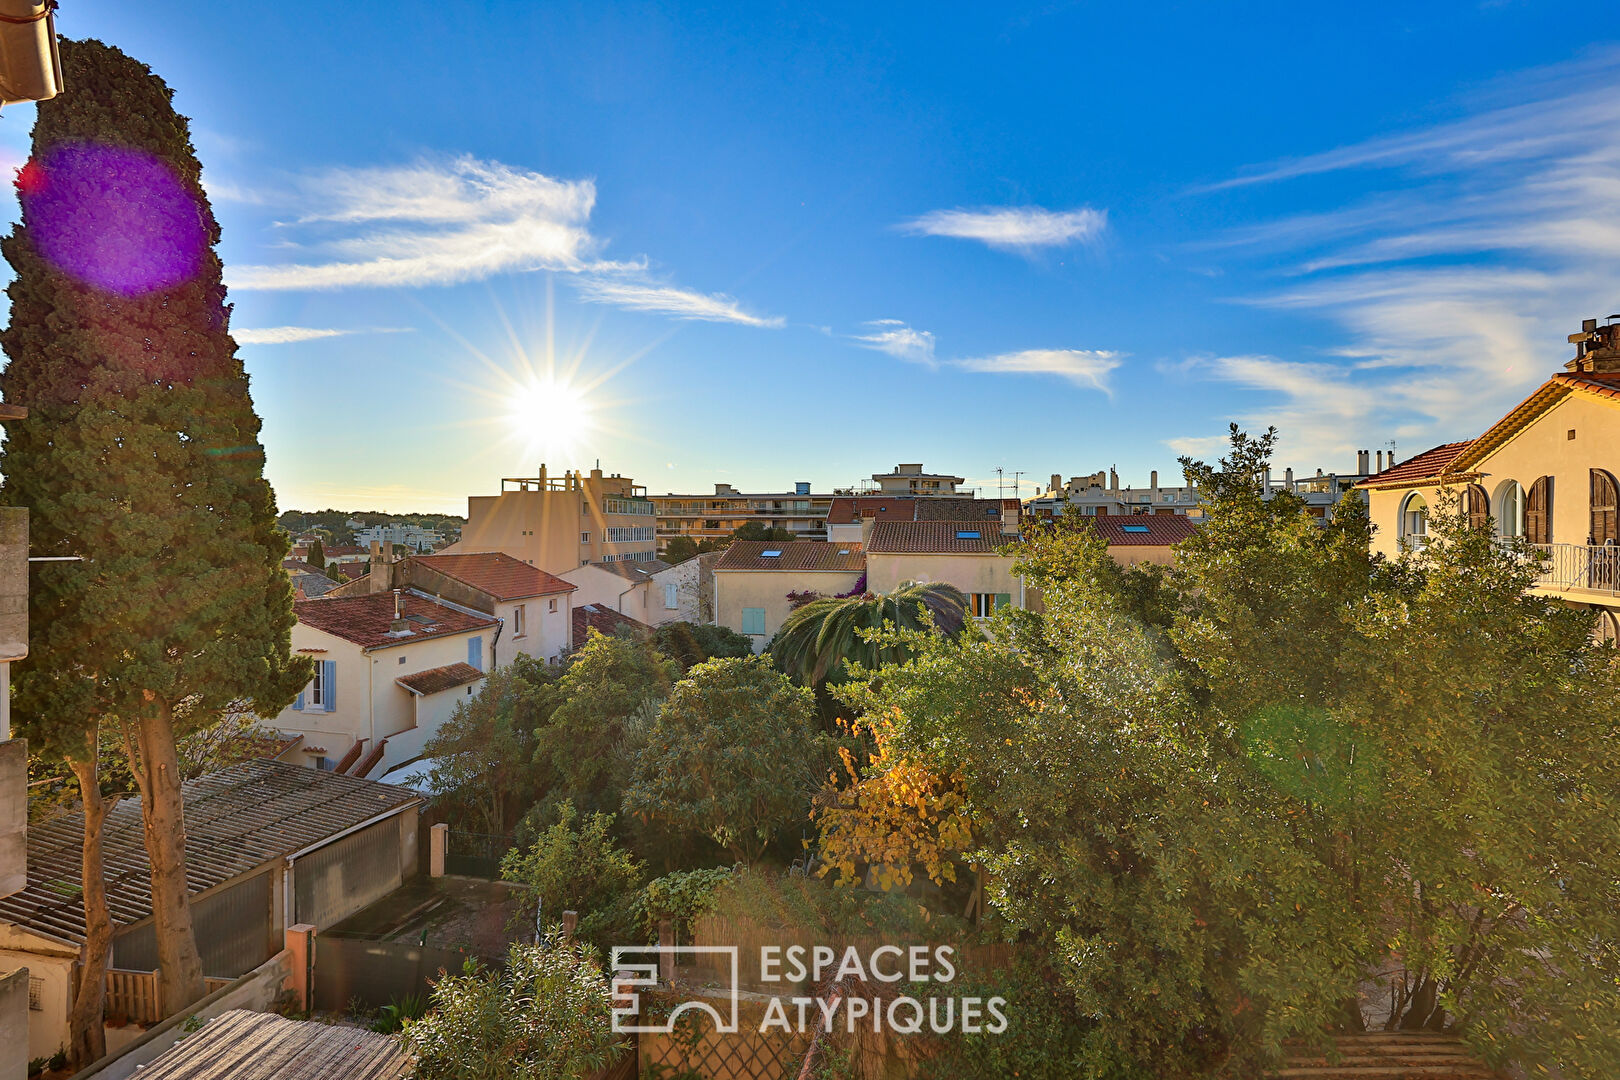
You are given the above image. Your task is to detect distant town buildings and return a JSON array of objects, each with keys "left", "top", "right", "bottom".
[
  {"left": 446, "top": 465, "right": 658, "bottom": 571},
  {"left": 649, "top": 482, "right": 834, "bottom": 546},
  {"left": 353, "top": 523, "right": 443, "bottom": 553}
]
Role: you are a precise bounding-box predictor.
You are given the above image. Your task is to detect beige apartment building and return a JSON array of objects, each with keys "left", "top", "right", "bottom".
[
  {"left": 869, "top": 463, "right": 966, "bottom": 497},
  {"left": 650, "top": 482, "right": 834, "bottom": 547},
  {"left": 1359, "top": 317, "right": 1620, "bottom": 640},
  {"left": 446, "top": 466, "right": 658, "bottom": 574},
  {"left": 713, "top": 541, "right": 866, "bottom": 651}
]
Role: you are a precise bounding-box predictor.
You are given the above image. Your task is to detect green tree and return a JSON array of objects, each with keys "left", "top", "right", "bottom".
[
  {"left": 533, "top": 631, "right": 676, "bottom": 819},
  {"left": 770, "top": 581, "right": 970, "bottom": 686},
  {"left": 406, "top": 933, "right": 626, "bottom": 1080},
  {"left": 424, "top": 656, "right": 557, "bottom": 834},
  {"left": 305, "top": 536, "right": 325, "bottom": 570},
  {"left": 625, "top": 656, "right": 827, "bottom": 861},
  {"left": 731, "top": 521, "right": 794, "bottom": 542},
  {"left": 0, "top": 39, "right": 310, "bottom": 1017},
  {"left": 835, "top": 429, "right": 1620, "bottom": 1076},
  {"left": 501, "top": 802, "right": 645, "bottom": 950},
  {"left": 660, "top": 535, "right": 700, "bottom": 564}
]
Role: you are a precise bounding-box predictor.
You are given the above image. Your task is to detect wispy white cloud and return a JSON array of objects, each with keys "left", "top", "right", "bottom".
[
  {"left": 851, "top": 319, "right": 936, "bottom": 365},
  {"left": 899, "top": 205, "right": 1107, "bottom": 252},
  {"left": 226, "top": 155, "right": 781, "bottom": 327},
  {"left": 232, "top": 325, "right": 416, "bottom": 346},
  {"left": 954, "top": 349, "right": 1122, "bottom": 394},
  {"left": 233, "top": 326, "right": 351, "bottom": 345},
  {"left": 1178, "top": 49, "right": 1620, "bottom": 467},
  {"left": 573, "top": 275, "right": 784, "bottom": 327}
]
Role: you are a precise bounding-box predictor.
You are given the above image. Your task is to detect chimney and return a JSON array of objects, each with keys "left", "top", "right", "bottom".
[
  {"left": 1567, "top": 316, "right": 1620, "bottom": 374},
  {"left": 389, "top": 589, "right": 410, "bottom": 633},
  {"left": 1357, "top": 450, "right": 1370, "bottom": 475},
  {"left": 1262, "top": 467, "right": 1272, "bottom": 493},
  {"left": 1109, "top": 467, "right": 1118, "bottom": 494},
  {"left": 1050, "top": 473, "right": 1061, "bottom": 494},
  {"left": 1284, "top": 467, "right": 1294, "bottom": 491},
  {"left": 1376, "top": 450, "right": 1384, "bottom": 472},
  {"left": 1150, "top": 470, "right": 1159, "bottom": 500},
  {"left": 368, "top": 540, "right": 392, "bottom": 593},
  {"left": 860, "top": 515, "right": 876, "bottom": 547},
  {"left": 1001, "top": 506, "right": 1019, "bottom": 537}
]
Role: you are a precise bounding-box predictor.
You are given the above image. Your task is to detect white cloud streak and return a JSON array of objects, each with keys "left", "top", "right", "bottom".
[
  {"left": 226, "top": 155, "right": 782, "bottom": 327},
  {"left": 900, "top": 205, "right": 1107, "bottom": 252},
  {"left": 851, "top": 319, "right": 937, "bottom": 365},
  {"left": 954, "top": 349, "right": 1121, "bottom": 394},
  {"left": 573, "top": 276, "right": 784, "bottom": 327},
  {"left": 1178, "top": 50, "right": 1620, "bottom": 467},
  {"left": 233, "top": 326, "right": 351, "bottom": 345}
]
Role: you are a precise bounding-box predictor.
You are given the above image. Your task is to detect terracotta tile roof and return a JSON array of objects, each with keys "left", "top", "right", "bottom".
[
  {"left": 1559, "top": 370, "right": 1620, "bottom": 401},
  {"left": 1355, "top": 442, "right": 1473, "bottom": 489},
  {"left": 330, "top": 563, "right": 367, "bottom": 581},
  {"left": 411, "top": 552, "right": 574, "bottom": 599},
  {"left": 396, "top": 661, "right": 485, "bottom": 696},
  {"left": 914, "top": 498, "right": 1021, "bottom": 522},
  {"left": 136, "top": 1009, "right": 411, "bottom": 1080},
  {"left": 715, "top": 541, "right": 866, "bottom": 571},
  {"left": 573, "top": 603, "right": 651, "bottom": 642},
  {"left": 295, "top": 591, "right": 497, "bottom": 650},
  {"left": 0, "top": 760, "right": 418, "bottom": 946},
  {"left": 1088, "top": 515, "right": 1201, "bottom": 545},
  {"left": 866, "top": 521, "right": 1016, "bottom": 554},
  {"left": 824, "top": 497, "right": 914, "bottom": 524},
  {"left": 282, "top": 559, "right": 324, "bottom": 575}
]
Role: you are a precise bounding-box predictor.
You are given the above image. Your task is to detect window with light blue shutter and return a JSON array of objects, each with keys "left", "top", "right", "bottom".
[
  {"left": 323, "top": 660, "right": 337, "bottom": 712},
  {"left": 293, "top": 690, "right": 304, "bottom": 711},
  {"left": 468, "top": 636, "right": 484, "bottom": 671},
  {"left": 740, "top": 608, "right": 766, "bottom": 636}
]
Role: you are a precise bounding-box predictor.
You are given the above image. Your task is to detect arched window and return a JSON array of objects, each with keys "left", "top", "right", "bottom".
[
  {"left": 1462, "top": 484, "right": 1489, "bottom": 531},
  {"left": 1591, "top": 468, "right": 1618, "bottom": 547},
  {"left": 1400, "top": 492, "right": 1429, "bottom": 546},
  {"left": 1494, "top": 479, "right": 1525, "bottom": 539}
]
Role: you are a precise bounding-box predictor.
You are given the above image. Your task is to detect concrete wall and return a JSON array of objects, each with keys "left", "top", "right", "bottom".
[
  {"left": 1107, "top": 543, "right": 1179, "bottom": 568},
  {"left": 865, "top": 552, "right": 1023, "bottom": 606},
  {"left": 713, "top": 569, "right": 865, "bottom": 652},
  {"left": 561, "top": 565, "right": 661, "bottom": 626},
  {"left": 0, "top": 967, "right": 27, "bottom": 1080},
  {"left": 0, "top": 944, "right": 71, "bottom": 1063},
  {"left": 499, "top": 597, "right": 570, "bottom": 662}
]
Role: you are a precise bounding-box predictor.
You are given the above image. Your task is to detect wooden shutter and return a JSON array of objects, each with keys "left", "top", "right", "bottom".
[
  {"left": 1592, "top": 469, "right": 1619, "bottom": 546},
  {"left": 1525, "top": 476, "right": 1552, "bottom": 545},
  {"left": 1463, "top": 484, "right": 1490, "bottom": 531}
]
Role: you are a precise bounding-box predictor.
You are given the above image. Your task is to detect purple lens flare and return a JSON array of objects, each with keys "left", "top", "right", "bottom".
[{"left": 17, "top": 142, "right": 207, "bottom": 296}]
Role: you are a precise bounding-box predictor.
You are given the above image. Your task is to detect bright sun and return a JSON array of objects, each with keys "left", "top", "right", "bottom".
[{"left": 508, "top": 376, "right": 594, "bottom": 460}]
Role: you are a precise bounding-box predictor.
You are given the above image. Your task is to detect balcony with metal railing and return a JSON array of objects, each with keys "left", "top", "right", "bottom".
[{"left": 1525, "top": 542, "right": 1620, "bottom": 599}]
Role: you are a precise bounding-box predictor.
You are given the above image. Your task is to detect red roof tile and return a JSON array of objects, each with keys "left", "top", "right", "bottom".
[
  {"left": 824, "top": 497, "right": 1019, "bottom": 525},
  {"left": 1557, "top": 370, "right": 1620, "bottom": 402},
  {"left": 411, "top": 552, "right": 575, "bottom": 599},
  {"left": 396, "top": 662, "right": 485, "bottom": 696},
  {"left": 572, "top": 603, "right": 651, "bottom": 642},
  {"left": 1355, "top": 442, "right": 1472, "bottom": 489},
  {"left": 295, "top": 592, "right": 497, "bottom": 650},
  {"left": 1088, "top": 515, "right": 1200, "bottom": 546},
  {"left": 715, "top": 541, "right": 866, "bottom": 571},
  {"left": 865, "top": 521, "right": 1015, "bottom": 554}
]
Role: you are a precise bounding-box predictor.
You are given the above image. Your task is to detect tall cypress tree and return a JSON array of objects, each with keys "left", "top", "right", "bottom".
[{"left": 0, "top": 39, "right": 309, "bottom": 1017}]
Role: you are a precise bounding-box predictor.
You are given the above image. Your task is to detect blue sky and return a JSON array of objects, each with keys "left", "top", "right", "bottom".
[{"left": 4, "top": 1, "right": 1618, "bottom": 512}]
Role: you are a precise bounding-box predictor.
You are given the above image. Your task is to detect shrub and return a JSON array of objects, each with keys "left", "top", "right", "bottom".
[{"left": 501, "top": 801, "right": 645, "bottom": 951}]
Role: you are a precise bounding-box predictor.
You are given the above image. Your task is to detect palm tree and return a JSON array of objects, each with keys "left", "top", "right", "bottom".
[{"left": 769, "top": 581, "right": 970, "bottom": 685}]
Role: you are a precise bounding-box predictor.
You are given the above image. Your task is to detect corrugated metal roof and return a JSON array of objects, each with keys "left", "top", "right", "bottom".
[
  {"left": 136, "top": 1009, "right": 410, "bottom": 1080},
  {"left": 0, "top": 760, "right": 419, "bottom": 946}
]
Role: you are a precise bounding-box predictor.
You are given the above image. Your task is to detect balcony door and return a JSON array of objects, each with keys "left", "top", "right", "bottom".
[{"left": 1591, "top": 469, "right": 1618, "bottom": 546}]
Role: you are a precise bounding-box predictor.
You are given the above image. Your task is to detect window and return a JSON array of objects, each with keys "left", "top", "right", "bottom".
[
  {"left": 398, "top": 656, "right": 406, "bottom": 665},
  {"left": 314, "top": 756, "right": 333, "bottom": 771},
  {"left": 513, "top": 604, "right": 526, "bottom": 637},
  {"left": 1495, "top": 480, "right": 1525, "bottom": 538},
  {"left": 741, "top": 607, "right": 766, "bottom": 636},
  {"left": 1121, "top": 524, "right": 1150, "bottom": 533},
  {"left": 1400, "top": 493, "right": 1429, "bottom": 546},
  {"left": 761, "top": 550, "right": 782, "bottom": 558},
  {"left": 581, "top": 531, "right": 591, "bottom": 543},
  {"left": 28, "top": 976, "right": 42, "bottom": 1011},
  {"left": 955, "top": 530, "right": 981, "bottom": 540},
  {"left": 468, "top": 636, "right": 484, "bottom": 671},
  {"left": 549, "top": 598, "right": 558, "bottom": 613},
  {"left": 664, "top": 582, "right": 679, "bottom": 609},
  {"left": 309, "top": 661, "right": 325, "bottom": 707},
  {"left": 606, "top": 526, "right": 656, "bottom": 543},
  {"left": 971, "top": 593, "right": 1011, "bottom": 618}
]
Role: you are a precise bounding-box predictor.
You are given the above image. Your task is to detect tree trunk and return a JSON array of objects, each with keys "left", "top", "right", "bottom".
[
  {"left": 66, "top": 752, "right": 113, "bottom": 1068},
  {"left": 124, "top": 706, "right": 205, "bottom": 1015}
]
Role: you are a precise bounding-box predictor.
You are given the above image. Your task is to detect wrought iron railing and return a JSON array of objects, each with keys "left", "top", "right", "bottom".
[{"left": 1526, "top": 542, "right": 1620, "bottom": 596}]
